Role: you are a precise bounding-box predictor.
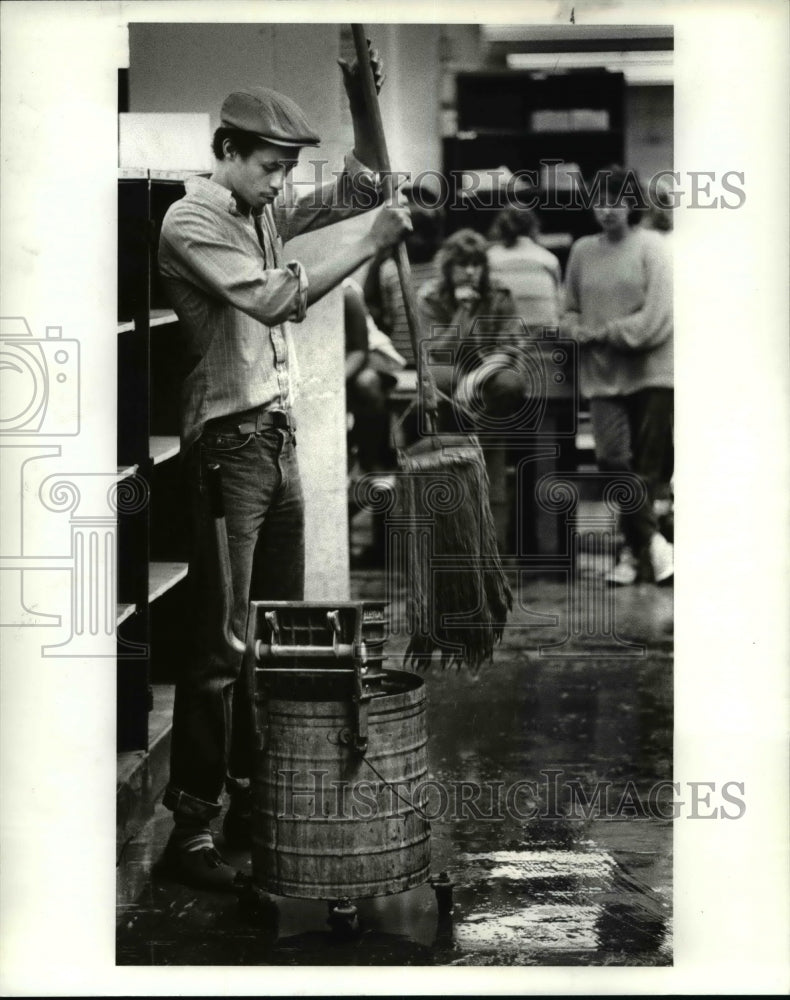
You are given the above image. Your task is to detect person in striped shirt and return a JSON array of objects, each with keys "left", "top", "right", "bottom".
[{"left": 157, "top": 56, "right": 411, "bottom": 892}]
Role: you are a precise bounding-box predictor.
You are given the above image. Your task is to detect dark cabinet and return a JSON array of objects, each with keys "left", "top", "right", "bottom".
[{"left": 443, "top": 69, "right": 626, "bottom": 260}]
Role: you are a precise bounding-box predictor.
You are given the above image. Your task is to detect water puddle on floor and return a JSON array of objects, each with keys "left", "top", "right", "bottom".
[
  {"left": 449, "top": 844, "right": 670, "bottom": 964},
  {"left": 456, "top": 903, "right": 602, "bottom": 953}
]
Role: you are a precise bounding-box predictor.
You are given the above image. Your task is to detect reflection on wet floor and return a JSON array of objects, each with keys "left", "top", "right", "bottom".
[
  {"left": 450, "top": 843, "right": 670, "bottom": 964},
  {"left": 117, "top": 575, "right": 672, "bottom": 966}
]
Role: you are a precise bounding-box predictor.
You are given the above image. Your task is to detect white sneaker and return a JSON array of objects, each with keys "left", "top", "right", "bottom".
[
  {"left": 606, "top": 546, "right": 637, "bottom": 586},
  {"left": 650, "top": 531, "right": 674, "bottom": 584},
  {"left": 653, "top": 499, "right": 673, "bottom": 519}
]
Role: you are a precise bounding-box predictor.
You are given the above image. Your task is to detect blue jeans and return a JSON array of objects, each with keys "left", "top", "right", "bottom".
[
  {"left": 589, "top": 388, "right": 674, "bottom": 564},
  {"left": 164, "top": 424, "right": 304, "bottom": 821}
]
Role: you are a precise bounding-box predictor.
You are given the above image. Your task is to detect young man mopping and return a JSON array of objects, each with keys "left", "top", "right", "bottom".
[{"left": 158, "top": 49, "right": 410, "bottom": 890}]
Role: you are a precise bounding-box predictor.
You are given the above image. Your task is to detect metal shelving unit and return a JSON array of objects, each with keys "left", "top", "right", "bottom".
[{"left": 117, "top": 168, "right": 193, "bottom": 753}]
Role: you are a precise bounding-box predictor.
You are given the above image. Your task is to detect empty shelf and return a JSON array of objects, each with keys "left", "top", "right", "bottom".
[
  {"left": 150, "top": 436, "right": 180, "bottom": 465},
  {"left": 148, "top": 562, "right": 188, "bottom": 603},
  {"left": 150, "top": 309, "right": 178, "bottom": 327},
  {"left": 117, "top": 603, "right": 136, "bottom": 626},
  {"left": 117, "top": 310, "right": 178, "bottom": 334}
]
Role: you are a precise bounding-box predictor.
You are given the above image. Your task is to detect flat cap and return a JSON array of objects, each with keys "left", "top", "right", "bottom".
[{"left": 220, "top": 87, "right": 321, "bottom": 147}]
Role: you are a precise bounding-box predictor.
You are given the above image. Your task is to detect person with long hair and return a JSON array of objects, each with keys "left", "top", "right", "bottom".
[
  {"left": 417, "top": 228, "right": 523, "bottom": 431},
  {"left": 561, "top": 166, "right": 674, "bottom": 585}
]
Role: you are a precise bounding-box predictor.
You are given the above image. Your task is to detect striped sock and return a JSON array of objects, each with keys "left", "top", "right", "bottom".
[
  {"left": 177, "top": 830, "right": 214, "bottom": 853},
  {"left": 172, "top": 817, "right": 214, "bottom": 854}
]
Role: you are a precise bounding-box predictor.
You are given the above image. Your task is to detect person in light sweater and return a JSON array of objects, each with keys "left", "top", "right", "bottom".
[
  {"left": 561, "top": 166, "right": 674, "bottom": 585},
  {"left": 486, "top": 205, "right": 561, "bottom": 331}
]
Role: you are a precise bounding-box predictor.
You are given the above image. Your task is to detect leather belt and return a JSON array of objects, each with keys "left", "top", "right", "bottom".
[{"left": 205, "top": 407, "right": 296, "bottom": 436}]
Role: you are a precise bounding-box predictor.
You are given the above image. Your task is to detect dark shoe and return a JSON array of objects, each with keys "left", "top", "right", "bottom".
[
  {"left": 162, "top": 837, "right": 249, "bottom": 892},
  {"left": 222, "top": 786, "right": 252, "bottom": 849}
]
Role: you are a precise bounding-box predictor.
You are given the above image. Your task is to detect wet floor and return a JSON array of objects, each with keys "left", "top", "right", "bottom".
[{"left": 117, "top": 554, "right": 673, "bottom": 967}]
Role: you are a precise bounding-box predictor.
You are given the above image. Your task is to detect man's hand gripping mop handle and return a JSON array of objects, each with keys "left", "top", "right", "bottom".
[
  {"left": 207, "top": 463, "right": 246, "bottom": 655},
  {"left": 350, "top": 23, "right": 438, "bottom": 434}
]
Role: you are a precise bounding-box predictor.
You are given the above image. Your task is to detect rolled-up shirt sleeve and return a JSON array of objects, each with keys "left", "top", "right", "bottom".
[
  {"left": 160, "top": 203, "right": 307, "bottom": 327},
  {"left": 274, "top": 150, "right": 384, "bottom": 242},
  {"left": 284, "top": 259, "right": 309, "bottom": 323}
]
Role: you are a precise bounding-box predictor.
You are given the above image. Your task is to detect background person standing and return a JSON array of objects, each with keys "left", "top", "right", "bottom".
[
  {"left": 561, "top": 165, "right": 674, "bottom": 586},
  {"left": 486, "top": 205, "right": 561, "bottom": 333}
]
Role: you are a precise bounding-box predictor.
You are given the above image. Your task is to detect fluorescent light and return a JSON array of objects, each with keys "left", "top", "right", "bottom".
[
  {"left": 506, "top": 51, "right": 673, "bottom": 85},
  {"left": 484, "top": 24, "right": 673, "bottom": 43}
]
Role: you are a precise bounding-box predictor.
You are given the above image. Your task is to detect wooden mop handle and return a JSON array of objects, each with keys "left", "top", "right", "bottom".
[{"left": 350, "top": 24, "right": 438, "bottom": 423}]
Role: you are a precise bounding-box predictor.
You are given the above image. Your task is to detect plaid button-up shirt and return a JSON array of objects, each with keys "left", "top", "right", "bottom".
[{"left": 159, "top": 152, "right": 379, "bottom": 449}]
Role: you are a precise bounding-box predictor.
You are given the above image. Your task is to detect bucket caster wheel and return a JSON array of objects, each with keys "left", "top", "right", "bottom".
[
  {"left": 430, "top": 871, "right": 455, "bottom": 917},
  {"left": 237, "top": 883, "right": 280, "bottom": 935},
  {"left": 430, "top": 871, "right": 455, "bottom": 949},
  {"left": 327, "top": 898, "right": 361, "bottom": 940}
]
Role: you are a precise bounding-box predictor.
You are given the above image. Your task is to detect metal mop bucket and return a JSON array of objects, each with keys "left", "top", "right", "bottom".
[
  {"left": 206, "top": 464, "right": 447, "bottom": 930},
  {"left": 245, "top": 601, "right": 431, "bottom": 900}
]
